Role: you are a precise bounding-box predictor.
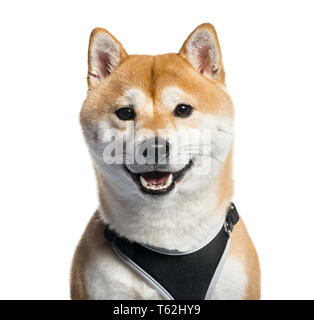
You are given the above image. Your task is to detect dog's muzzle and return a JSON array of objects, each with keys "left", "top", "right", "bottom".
[{"left": 125, "top": 137, "right": 192, "bottom": 196}]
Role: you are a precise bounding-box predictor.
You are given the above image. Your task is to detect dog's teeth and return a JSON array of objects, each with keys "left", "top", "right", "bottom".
[
  {"left": 165, "top": 174, "right": 173, "bottom": 187},
  {"left": 140, "top": 176, "right": 148, "bottom": 188},
  {"left": 139, "top": 173, "right": 173, "bottom": 191}
]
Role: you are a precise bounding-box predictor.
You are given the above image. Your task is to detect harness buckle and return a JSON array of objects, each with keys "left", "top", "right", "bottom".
[
  {"left": 224, "top": 203, "right": 239, "bottom": 236},
  {"left": 224, "top": 220, "right": 232, "bottom": 236}
]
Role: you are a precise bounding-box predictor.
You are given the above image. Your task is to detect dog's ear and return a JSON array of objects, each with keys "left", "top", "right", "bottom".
[
  {"left": 87, "top": 28, "right": 128, "bottom": 89},
  {"left": 179, "top": 23, "right": 225, "bottom": 82}
]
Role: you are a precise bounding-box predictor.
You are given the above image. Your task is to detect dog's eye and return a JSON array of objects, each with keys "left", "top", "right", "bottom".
[
  {"left": 115, "top": 107, "right": 136, "bottom": 121},
  {"left": 174, "top": 104, "right": 193, "bottom": 118}
]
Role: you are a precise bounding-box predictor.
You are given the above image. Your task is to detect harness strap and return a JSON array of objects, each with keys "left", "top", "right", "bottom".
[{"left": 105, "top": 203, "right": 239, "bottom": 300}]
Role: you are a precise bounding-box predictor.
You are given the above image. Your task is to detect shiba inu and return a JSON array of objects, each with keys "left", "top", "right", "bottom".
[{"left": 71, "top": 23, "right": 260, "bottom": 300}]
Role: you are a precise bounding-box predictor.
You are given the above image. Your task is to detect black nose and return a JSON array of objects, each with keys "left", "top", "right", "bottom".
[{"left": 143, "top": 137, "right": 170, "bottom": 164}]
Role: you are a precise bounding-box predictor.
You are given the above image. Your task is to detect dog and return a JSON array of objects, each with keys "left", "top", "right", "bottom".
[{"left": 71, "top": 23, "right": 261, "bottom": 300}]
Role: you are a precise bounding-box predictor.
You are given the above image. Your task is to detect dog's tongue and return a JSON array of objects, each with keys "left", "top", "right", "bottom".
[{"left": 141, "top": 171, "right": 171, "bottom": 186}]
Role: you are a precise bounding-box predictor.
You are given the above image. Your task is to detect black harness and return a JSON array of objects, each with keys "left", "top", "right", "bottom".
[{"left": 105, "top": 203, "right": 239, "bottom": 300}]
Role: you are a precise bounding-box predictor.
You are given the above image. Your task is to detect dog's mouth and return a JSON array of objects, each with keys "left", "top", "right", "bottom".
[{"left": 124, "top": 161, "right": 193, "bottom": 196}]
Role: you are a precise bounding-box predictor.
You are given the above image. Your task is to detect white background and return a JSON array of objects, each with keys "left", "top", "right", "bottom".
[{"left": 0, "top": 0, "right": 313, "bottom": 299}]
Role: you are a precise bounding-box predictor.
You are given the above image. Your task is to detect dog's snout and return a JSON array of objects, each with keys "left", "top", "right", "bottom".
[{"left": 142, "top": 137, "right": 170, "bottom": 164}]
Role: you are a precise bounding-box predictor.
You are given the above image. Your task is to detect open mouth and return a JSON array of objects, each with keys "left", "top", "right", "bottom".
[{"left": 124, "top": 161, "right": 193, "bottom": 196}]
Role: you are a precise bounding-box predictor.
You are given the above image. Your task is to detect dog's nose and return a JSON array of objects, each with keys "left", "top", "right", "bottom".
[{"left": 143, "top": 137, "right": 170, "bottom": 164}]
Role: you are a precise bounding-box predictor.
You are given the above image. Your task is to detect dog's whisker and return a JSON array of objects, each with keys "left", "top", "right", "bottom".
[
  {"left": 217, "top": 128, "right": 234, "bottom": 136},
  {"left": 210, "top": 154, "right": 224, "bottom": 165}
]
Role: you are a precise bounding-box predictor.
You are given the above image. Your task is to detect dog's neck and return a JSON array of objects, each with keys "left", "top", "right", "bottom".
[{"left": 96, "top": 154, "right": 233, "bottom": 252}]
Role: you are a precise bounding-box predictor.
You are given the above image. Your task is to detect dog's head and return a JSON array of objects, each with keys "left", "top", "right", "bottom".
[{"left": 80, "top": 24, "right": 234, "bottom": 204}]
